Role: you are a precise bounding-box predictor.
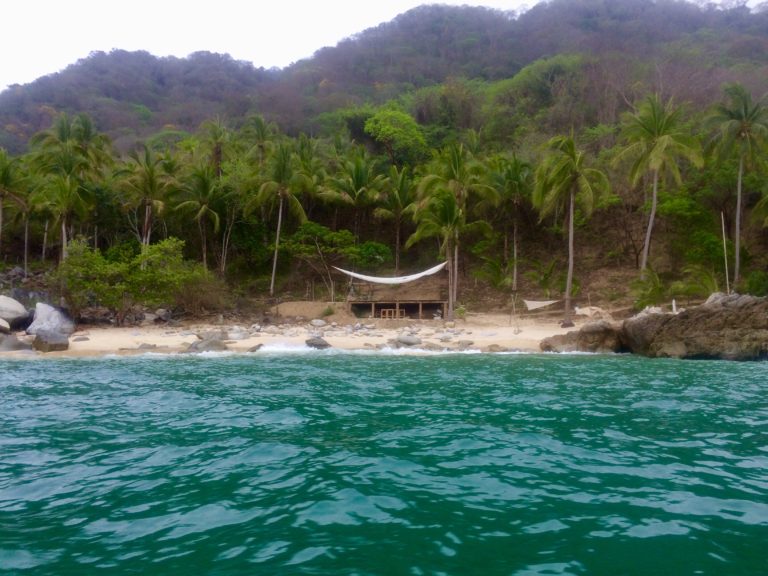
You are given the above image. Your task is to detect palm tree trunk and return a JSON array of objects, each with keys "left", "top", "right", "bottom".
[
  {"left": 564, "top": 189, "right": 575, "bottom": 322},
  {"left": 199, "top": 219, "right": 207, "bottom": 271},
  {"left": 269, "top": 195, "right": 285, "bottom": 297},
  {"left": 143, "top": 202, "right": 152, "bottom": 246},
  {"left": 640, "top": 170, "right": 659, "bottom": 277},
  {"left": 42, "top": 220, "right": 49, "bottom": 261},
  {"left": 60, "top": 217, "right": 68, "bottom": 263},
  {"left": 0, "top": 196, "right": 4, "bottom": 257},
  {"left": 446, "top": 239, "right": 454, "bottom": 321},
  {"left": 512, "top": 218, "right": 519, "bottom": 292},
  {"left": 734, "top": 155, "right": 743, "bottom": 289},
  {"left": 453, "top": 232, "right": 460, "bottom": 314}
]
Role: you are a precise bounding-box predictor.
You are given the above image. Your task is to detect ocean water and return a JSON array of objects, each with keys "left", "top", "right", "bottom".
[{"left": 0, "top": 351, "right": 766, "bottom": 575}]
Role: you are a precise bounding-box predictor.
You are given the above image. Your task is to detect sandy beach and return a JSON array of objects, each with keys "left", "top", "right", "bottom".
[{"left": 1, "top": 309, "right": 579, "bottom": 358}]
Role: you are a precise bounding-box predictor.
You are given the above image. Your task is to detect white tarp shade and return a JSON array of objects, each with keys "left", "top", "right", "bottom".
[
  {"left": 333, "top": 262, "right": 447, "bottom": 285},
  {"left": 523, "top": 299, "right": 560, "bottom": 310}
]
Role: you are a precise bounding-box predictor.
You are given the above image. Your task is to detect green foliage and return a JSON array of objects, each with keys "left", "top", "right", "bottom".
[
  {"left": 283, "top": 222, "right": 391, "bottom": 269},
  {"left": 55, "top": 237, "right": 203, "bottom": 324},
  {"left": 745, "top": 270, "right": 768, "bottom": 296},
  {"left": 364, "top": 108, "right": 428, "bottom": 166},
  {"left": 669, "top": 265, "right": 720, "bottom": 300},
  {"left": 631, "top": 268, "right": 668, "bottom": 309}
]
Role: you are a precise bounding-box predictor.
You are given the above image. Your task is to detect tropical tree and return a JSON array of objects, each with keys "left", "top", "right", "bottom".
[
  {"left": 707, "top": 83, "right": 768, "bottom": 288},
  {"left": 0, "top": 149, "right": 23, "bottom": 257},
  {"left": 407, "top": 189, "right": 489, "bottom": 320},
  {"left": 245, "top": 142, "right": 307, "bottom": 296},
  {"left": 321, "top": 148, "right": 384, "bottom": 241},
  {"left": 617, "top": 95, "right": 703, "bottom": 276},
  {"left": 32, "top": 174, "right": 91, "bottom": 262},
  {"left": 118, "top": 145, "right": 178, "bottom": 248},
  {"left": 176, "top": 164, "right": 222, "bottom": 271},
  {"left": 534, "top": 135, "right": 610, "bottom": 322},
  {"left": 364, "top": 108, "right": 428, "bottom": 166},
  {"left": 374, "top": 165, "right": 417, "bottom": 274},
  {"left": 484, "top": 153, "right": 533, "bottom": 292}
]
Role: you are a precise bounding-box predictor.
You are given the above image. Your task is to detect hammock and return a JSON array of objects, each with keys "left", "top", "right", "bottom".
[
  {"left": 523, "top": 299, "right": 560, "bottom": 311},
  {"left": 333, "top": 262, "right": 447, "bottom": 285}
]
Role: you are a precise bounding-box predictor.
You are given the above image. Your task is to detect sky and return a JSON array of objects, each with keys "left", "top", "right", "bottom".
[{"left": 1, "top": 0, "right": 535, "bottom": 93}]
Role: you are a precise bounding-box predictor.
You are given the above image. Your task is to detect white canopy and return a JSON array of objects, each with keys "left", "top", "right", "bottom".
[
  {"left": 333, "top": 262, "right": 447, "bottom": 285},
  {"left": 523, "top": 299, "right": 560, "bottom": 310}
]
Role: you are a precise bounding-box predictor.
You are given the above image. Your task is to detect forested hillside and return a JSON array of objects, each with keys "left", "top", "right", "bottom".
[{"left": 1, "top": 0, "right": 767, "bottom": 321}]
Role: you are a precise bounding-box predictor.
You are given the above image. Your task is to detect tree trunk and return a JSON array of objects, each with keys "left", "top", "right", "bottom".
[
  {"left": 60, "top": 217, "right": 68, "bottom": 263},
  {"left": 564, "top": 189, "right": 575, "bottom": 322},
  {"left": 0, "top": 196, "right": 4, "bottom": 257},
  {"left": 199, "top": 218, "right": 207, "bottom": 271},
  {"left": 639, "top": 170, "right": 659, "bottom": 277},
  {"left": 143, "top": 202, "right": 152, "bottom": 246},
  {"left": 512, "top": 218, "right": 519, "bottom": 292},
  {"left": 394, "top": 216, "right": 401, "bottom": 275},
  {"left": 42, "top": 220, "right": 49, "bottom": 261},
  {"left": 734, "top": 155, "right": 743, "bottom": 289},
  {"left": 446, "top": 239, "right": 454, "bottom": 321},
  {"left": 269, "top": 195, "right": 285, "bottom": 296}
]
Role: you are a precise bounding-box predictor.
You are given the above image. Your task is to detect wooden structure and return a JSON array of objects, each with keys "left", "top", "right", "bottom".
[{"left": 345, "top": 272, "right": 447, "bottom": 320}]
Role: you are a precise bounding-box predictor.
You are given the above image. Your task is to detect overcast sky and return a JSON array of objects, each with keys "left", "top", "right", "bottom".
[{"left": 1, "top": 0, "right": 535, "bottom": 93}]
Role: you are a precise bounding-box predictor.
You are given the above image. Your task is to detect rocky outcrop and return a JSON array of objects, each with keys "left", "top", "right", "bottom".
[
  {"left": 540, "top": 320, "right": 624, "bottom": 354},
  {"left": 306, "top": 336, "right": 331, "bottom": 349},
  {"left": 620, "top": 293, "right": 768, "bottom": 360},
  {"left": 0, "top": 333, "right": 33, "bottom": 352}
]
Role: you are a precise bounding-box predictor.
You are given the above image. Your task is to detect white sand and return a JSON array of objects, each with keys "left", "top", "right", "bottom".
[{"left": 2, "top": 312, "right": 577, "bottom": 358}]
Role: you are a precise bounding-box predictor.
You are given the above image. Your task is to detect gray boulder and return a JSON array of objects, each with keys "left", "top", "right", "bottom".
[
  {"left": 396, "top": 334, "right": 422, "bottom": 347},
  {"left": 306, "top": 336, "right": 331, "bottom": 349},
  {"left": 0, "top": 318, "right": 9, "bottom": 334},
  {"left": 0, "top": 295, "right": 28, "bottom": 324},
  {"left": 26, "top": 303, "right": 75, "bottom": 336},
  {"left": 32, "top": 330, "right": 70, "bottom": 352},
  {"left": 310, "top": 319, "right": 327, "bottom": 328}
]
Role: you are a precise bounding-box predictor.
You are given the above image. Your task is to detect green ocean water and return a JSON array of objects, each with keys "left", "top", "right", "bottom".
[{"left": 0, "top": 351, "right": 766, "bottom": 575}]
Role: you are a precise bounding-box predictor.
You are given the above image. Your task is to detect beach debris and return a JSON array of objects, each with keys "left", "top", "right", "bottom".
[
  {"left": 32, "top": 329, "right": 70, "bottom": 352},
  {"left": 26, "top": 303, "right": 75, "bottom": 336},
  {"left": 306, "top": 336, "right": 331, "bottom": 349}
]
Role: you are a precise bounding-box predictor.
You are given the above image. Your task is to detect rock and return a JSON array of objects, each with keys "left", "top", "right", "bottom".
[
  {"left": 310, "top": 319, "right": 327, "bottom": 328},
  {"left": 620, "top": 294, "right": 768, "bottom": 360},
  {"left": 137, "top": 343, "right": 157, "bottom": 350},
  {"left": 541, "top": 321, "right": 623, "bottom": 353},
  {"left": 540, "top": 332, "right": 579, "bottom": 353},
  {"left": 0, "top": 318, "right": 9, "bottom": 334},
  {"left": 141, "top": 313, "right": 158, "bottom": 326},
  {"left": 155, "top": 308, "right": 171, "bottom": 322},
  {"left": 32, "top": 330, "right": 69, "bottom": 352},
  {"left": 396, "top": 334, "right": 422, "bottom": 347},
  {"left": 72, "top": 336, "right": 90, "bottom": 342},
  {"left": 484, "top": 344, "right": 510, "bottom": 353},
  {"left": 26, "top": 303, "right": 75, "bottom": 336},
  {"left": 576, "top": 320, "right": 623, "bottom": 353},
  {"left": 185, "top": 339, "right": 229, "bottom": 353},
  {"left": 226, "top": 329, "right": 250, "bottom": 341},
  {"left": 456, "top": 340, "right": 475, "bottom": 351},
  {"left": 247, "top": 343, "right": 264, "bottom": 353},
  {"left": 0, "top": 295, "right": 28, "bottom": 324},
  {"left": 306, "top": 336, "right": 331, "bottom": 349},
  {"left": 0, "top": 333, "right": 33, "bottom": 352}
]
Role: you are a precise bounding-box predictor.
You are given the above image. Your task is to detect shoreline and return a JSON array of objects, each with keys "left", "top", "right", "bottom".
[{"left": 0, "top": 313, "right": 577, "bottom": 359}]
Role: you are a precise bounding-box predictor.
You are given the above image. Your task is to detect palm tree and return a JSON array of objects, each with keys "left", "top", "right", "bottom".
[
  {"left": 321, "top": 148, "right": 384, "bottom": 241},
  {"left": 407, "top": 189, "right": 489, "bottom": 320},
  {"left": 245, "top": 142, "right": 307, "bottom": 296},
  {"left": 0, "top": 149, "right": 22, "bottom": 257},
  {"left": 32, "top": 174, "right": 91, "bottom": 262},
  {"left": 119, "top": 145, "right": 177, "bottom": 248},
  {"left": 374, "top": 165, "right": 417, "bottom": 274},
  {"left": 534, "top": 135, "right": 610, "bottom": 322},
  {"left": 176, "top": 164, "right": 222, "bottom": 271},
  {"left": 485, "top": 153, "right": 533, "bottom": 292},
  {"left": 708, "top": 83, "right": 768, "bottom": 288},
  {"left": 617, "top": 95, "right": 703, "bottom": 276}
]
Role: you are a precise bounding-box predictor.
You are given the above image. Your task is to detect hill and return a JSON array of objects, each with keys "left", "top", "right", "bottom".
[{"left": 1, "top": 0, "right": 767, "bottom": 152}]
